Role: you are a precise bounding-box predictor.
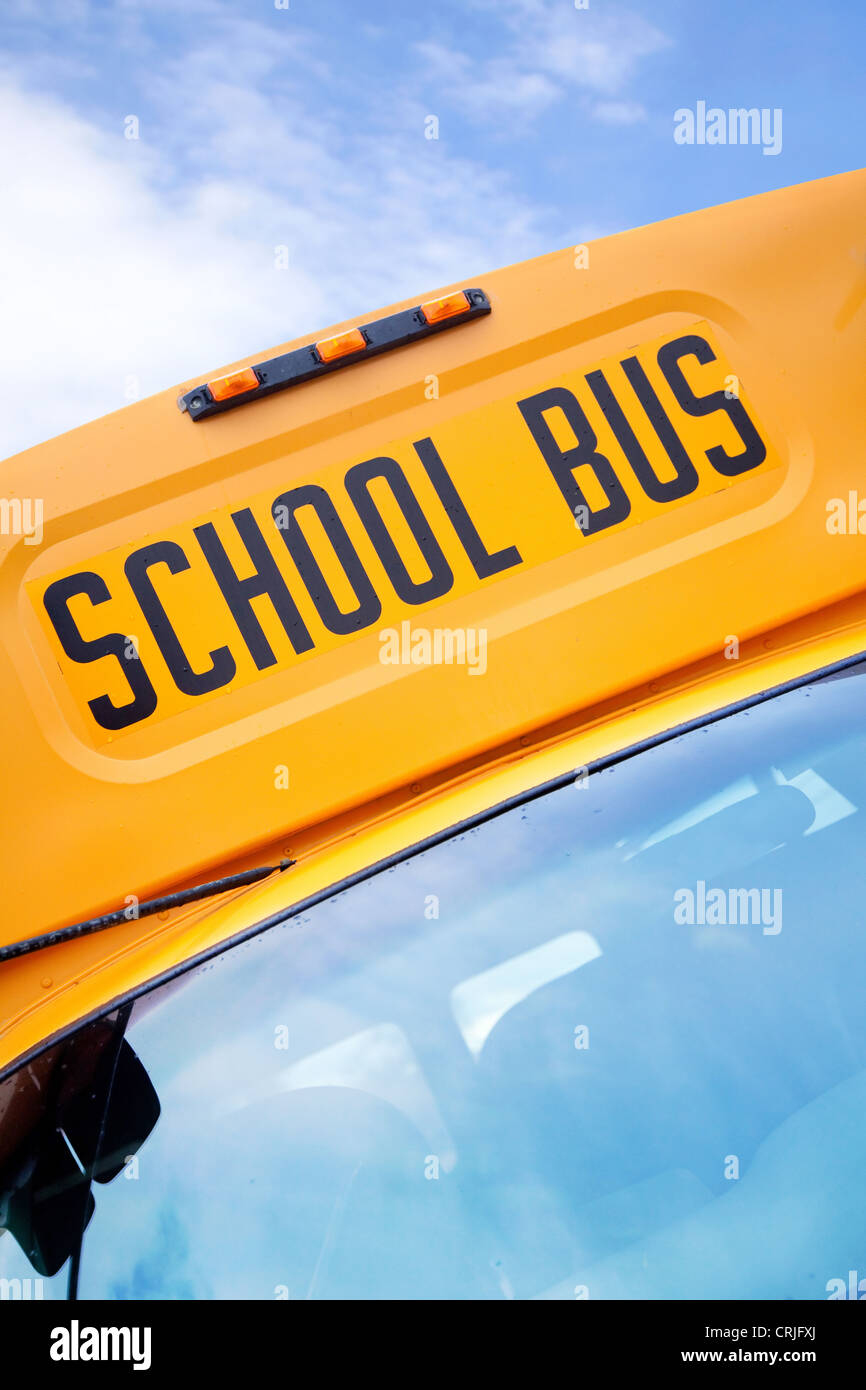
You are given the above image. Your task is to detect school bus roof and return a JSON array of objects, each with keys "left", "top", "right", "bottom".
[{"left": 1, "top": 166, "right": 864, "bottom": 1065}]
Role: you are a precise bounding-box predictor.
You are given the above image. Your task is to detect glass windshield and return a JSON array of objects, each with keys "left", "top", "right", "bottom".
[{"left": 3, "top": 663, "right": 866, "bottom": 1300}]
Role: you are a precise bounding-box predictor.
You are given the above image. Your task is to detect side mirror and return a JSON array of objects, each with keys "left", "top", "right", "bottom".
[{"left": 0, "top": 1023, "right": 160, "bottom": 1277}]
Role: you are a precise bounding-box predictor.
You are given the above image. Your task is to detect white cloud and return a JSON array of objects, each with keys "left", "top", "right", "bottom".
[
  {"left": 0, "top": 70, "right": 550, "bottom": 457},
  {"left": 0, "top": 0, "right": 634, "bottom": 458},
  {"left": 414, "top": 41, "right": 560, "bottom": 121},
  {"left": 0, "top": 79, "right": 318, "bottom": 458},
  {"left": 524, "top": 7, "right": 670, "bottom": 94},
  {"left": 415, "top": 0, "right": 670, "bottom": 124}
]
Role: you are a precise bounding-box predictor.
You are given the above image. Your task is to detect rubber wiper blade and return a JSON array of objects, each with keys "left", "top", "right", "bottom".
[{"left": 0, "top": 859, "right": 295, "bottom": 964}]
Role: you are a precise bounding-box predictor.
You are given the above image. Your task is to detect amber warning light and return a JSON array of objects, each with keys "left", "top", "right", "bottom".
[
  {"left": 420, "top": 291, "right": 471, "bottom": 324},
  {"left": 206, "top": 367, "right": 260, "bottom": 402},
  {"left": 315, "top": 328, "right": 367, "bottom": 364},
  {"left": 178, "top": 288, "right": 491, "bottom": 421}
]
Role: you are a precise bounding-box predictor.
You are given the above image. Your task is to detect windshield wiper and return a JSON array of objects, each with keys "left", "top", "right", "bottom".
[{"left": 0, "top": 859, "right": 295, "bottom": 964}]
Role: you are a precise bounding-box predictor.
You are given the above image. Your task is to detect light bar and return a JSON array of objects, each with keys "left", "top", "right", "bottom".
[{"left": 178, "top": 287, "right": 491, "bottom": 421}]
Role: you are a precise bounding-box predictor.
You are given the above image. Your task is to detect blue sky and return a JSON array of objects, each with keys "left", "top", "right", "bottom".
[{"left": 1, "top": 0, "right": 862, "bottom": 455}]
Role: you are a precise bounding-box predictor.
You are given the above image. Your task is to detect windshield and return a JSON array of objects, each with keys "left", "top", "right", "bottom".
[{"left": 2, "top": 663, "right": 866, "bottom": 1300}]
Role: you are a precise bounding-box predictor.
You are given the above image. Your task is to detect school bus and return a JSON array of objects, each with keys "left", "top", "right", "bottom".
[{"left": 0, "top": 168, "right": 864, "bottom": 1301}]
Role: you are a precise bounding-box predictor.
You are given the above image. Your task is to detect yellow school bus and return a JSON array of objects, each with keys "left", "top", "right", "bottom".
[{"left": 1, "top": 168, "right": 865, "bottom": 1300}]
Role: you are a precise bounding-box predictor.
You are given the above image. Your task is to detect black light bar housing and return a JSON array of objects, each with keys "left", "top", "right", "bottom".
[{"left": 177, "top": 288, "right": 492, "bottom": 422}]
